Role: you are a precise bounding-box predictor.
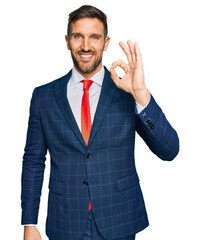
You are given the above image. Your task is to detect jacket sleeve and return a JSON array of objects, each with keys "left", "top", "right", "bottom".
[
  {"left": 21, "top": 88, "right": 47, "bottom": 224},
  {"left": 135, "top": 95, "right": 179, "bottom": 161}
]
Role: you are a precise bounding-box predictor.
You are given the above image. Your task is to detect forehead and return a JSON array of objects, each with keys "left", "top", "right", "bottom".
[{"left": 71, "top": 17, "right": 104, "bottom": 35}]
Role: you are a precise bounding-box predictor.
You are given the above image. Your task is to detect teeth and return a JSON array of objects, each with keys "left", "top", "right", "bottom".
[{"left": 81, "top": 55, "right": 92, "bottom": 58}]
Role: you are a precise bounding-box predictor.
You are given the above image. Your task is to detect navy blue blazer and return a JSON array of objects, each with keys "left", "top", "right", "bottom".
[{"left": 21, "top": 67, "right": 179, "bottom": 240}]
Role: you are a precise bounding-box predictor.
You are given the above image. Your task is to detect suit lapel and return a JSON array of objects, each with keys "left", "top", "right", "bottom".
[
  {"left": 54, "top": 70, "right": 86, "bottom": 148},
  {"left": 54, "top": 67, "right": 117, "bottom": 148},
  {"left": 88, "top": 67, "right": 117, "bottom": 146}
]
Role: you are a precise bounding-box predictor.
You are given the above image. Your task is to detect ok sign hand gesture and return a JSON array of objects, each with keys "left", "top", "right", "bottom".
[{"left": 110, "top": 40, "right": 150, "bottom": 106}]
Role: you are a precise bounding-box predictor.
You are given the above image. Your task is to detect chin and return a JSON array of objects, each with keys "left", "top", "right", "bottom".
[{"left": 78, "top": 63, "right": 96, "bottom": 74}]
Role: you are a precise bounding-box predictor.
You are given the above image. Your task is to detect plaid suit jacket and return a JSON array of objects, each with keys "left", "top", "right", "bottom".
[{"left": 21, "top": 67, "right": 179, "bottom": 240}]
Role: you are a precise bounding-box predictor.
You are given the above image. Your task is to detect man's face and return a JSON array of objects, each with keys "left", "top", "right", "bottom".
[{"left": 65, "top": 17, "right": 110, "bottom": 78}]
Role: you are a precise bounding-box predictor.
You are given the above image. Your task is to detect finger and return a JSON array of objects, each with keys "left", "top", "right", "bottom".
[
  {"left": 109, "top": 67, "right": 120, "bottom": 86},
  {"left": 127, "top": 40, "right": 136, "bottom": 63},
  {"left": 111, "top": 60, "right": 129, "bottom": 73},
  {"left": 134, "top": 42, "right": 143, "bottom": 65},
  {"left": 119, "top": 41, "right": 133, "bottom": 65}
]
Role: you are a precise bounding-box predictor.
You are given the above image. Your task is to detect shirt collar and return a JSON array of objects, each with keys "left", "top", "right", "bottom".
[{"left": 71, "top": 66, "right": 105, "bottom": 87}]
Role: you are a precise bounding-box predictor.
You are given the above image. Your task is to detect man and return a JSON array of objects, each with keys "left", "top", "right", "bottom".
[{"left": 21, "top": 5, "right": 179, "bottom": 240}]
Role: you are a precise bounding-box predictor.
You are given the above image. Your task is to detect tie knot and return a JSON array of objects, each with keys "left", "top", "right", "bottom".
[{"left": 81, "top": 80, "right": 93, "bottom": 91}]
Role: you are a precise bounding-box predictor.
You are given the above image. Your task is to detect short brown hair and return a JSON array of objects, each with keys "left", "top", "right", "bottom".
[{"left": 67, "top": 5, "right": 108, "bottom": 38}]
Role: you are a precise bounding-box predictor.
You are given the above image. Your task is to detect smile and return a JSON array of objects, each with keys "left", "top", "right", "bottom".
[{"left": 80, "top": 55, "right": 93, "bottom": 58}]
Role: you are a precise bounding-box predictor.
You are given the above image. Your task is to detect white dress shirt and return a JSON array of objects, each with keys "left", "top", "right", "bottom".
[{"left": 67, "top": 67, "right": 104, "bottom": 131}]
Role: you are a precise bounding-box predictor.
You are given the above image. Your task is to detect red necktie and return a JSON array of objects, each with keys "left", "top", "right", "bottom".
[{"left": 80, "top": 80, "right": 93, "bottom": 210}]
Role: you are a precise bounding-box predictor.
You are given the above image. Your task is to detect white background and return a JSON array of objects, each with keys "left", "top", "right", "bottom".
[{"left": 0, "top": 0, "right": 200, "bottom": 239}]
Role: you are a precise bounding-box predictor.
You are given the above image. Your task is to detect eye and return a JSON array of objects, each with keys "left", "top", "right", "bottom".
[
  {"left": 74, "top": 34, "right": 82, "bottom": 39},
  {"left": 92, "top": 35, "right": 99, "bottom": 40}
]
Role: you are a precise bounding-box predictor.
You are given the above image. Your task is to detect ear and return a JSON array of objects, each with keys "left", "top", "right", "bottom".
[
  {"left": 65, "top": 35, "right": 71, "bottom": 50},
  {"left": 103, "top": 36, "right": 110, "bottom": 51}
]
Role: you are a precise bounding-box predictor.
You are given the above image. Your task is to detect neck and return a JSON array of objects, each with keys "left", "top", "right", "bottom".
[{"left": 74, "top": 63, "right": 103, "bottom": 79}]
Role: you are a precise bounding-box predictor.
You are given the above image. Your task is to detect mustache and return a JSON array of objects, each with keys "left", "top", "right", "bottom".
[{"left": 77, "top": 50, "right": 95, "bottom": 54}]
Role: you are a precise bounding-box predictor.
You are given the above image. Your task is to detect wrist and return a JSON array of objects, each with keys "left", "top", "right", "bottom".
[
  {"left": 24, "top": 225, "right": 36, "bottom": 229},
  {"left": 131, "top": 88, "right": 151, "bottom": 106}
]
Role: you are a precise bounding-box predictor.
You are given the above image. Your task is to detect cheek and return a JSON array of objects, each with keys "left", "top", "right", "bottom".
[
  {"left": 68, "top": 41, "right": 81, "bottom": 51},
  {"left": 95, "top": 44, "right": 105, "bottom": 55}
]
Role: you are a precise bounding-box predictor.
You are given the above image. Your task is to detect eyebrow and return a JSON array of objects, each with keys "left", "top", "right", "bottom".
[{"left": 70, "top": 32, "right": 103, "bottom": 38}]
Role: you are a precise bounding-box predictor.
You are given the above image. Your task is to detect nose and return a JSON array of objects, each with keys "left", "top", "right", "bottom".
[{"left": 81, "top": 38, "right": 90, "bottom": 51}]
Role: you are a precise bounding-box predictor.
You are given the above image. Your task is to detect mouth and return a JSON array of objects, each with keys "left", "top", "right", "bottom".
[
  {"left": 77, "top": 52, "right": 95, "bottom": 61},
  {"left": 80, "top": 54, "right": 93, "bottom": 58}
]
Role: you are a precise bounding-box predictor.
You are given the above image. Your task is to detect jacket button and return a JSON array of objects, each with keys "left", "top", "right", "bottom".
[
  {"left": 86, "top": 153, "right": 91, "bottom": 159},
  {"left": 83, "top": 180, "right": 88, "bottom": 186},
  {"left": 146, "top": 119, "right": 151, "bottom": 124}
]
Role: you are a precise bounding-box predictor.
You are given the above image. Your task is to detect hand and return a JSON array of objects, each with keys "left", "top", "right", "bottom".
[
  {"left": 24, "top": 226, "right": 42, "bottom": 240},
  {"left": 110, "top": 40, "right": 151, "bottom": 106}
]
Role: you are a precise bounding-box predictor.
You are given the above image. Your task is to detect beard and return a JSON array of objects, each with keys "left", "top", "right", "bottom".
[{"left": 70, "top": 50, "right": 103, "bottom": 75}]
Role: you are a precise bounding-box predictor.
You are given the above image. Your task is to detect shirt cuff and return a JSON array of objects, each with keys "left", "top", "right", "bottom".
[
  {"left": 23, "top": 224, "right": 36, "bottom": 226},
  {"left": 135, "top": 97, "right": 151, "bottom": 114}
]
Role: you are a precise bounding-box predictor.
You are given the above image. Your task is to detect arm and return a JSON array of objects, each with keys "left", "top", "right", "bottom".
[
  {"left": 21, "top": 88, "right": 47, "bottom": 234},
  {"left": 135, "top": 95, "right": 179, "bottom": 160},
  {"left": 110, "top": 40, "right": 179, "bottom": 160}
]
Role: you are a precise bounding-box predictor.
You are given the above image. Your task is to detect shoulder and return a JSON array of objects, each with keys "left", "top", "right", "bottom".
[
  {"left": 37, "top": 71, "right": 72, "bottom": 91},
  {"left": 33, "top": 70, "right": 72, "bottom": 97}
]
